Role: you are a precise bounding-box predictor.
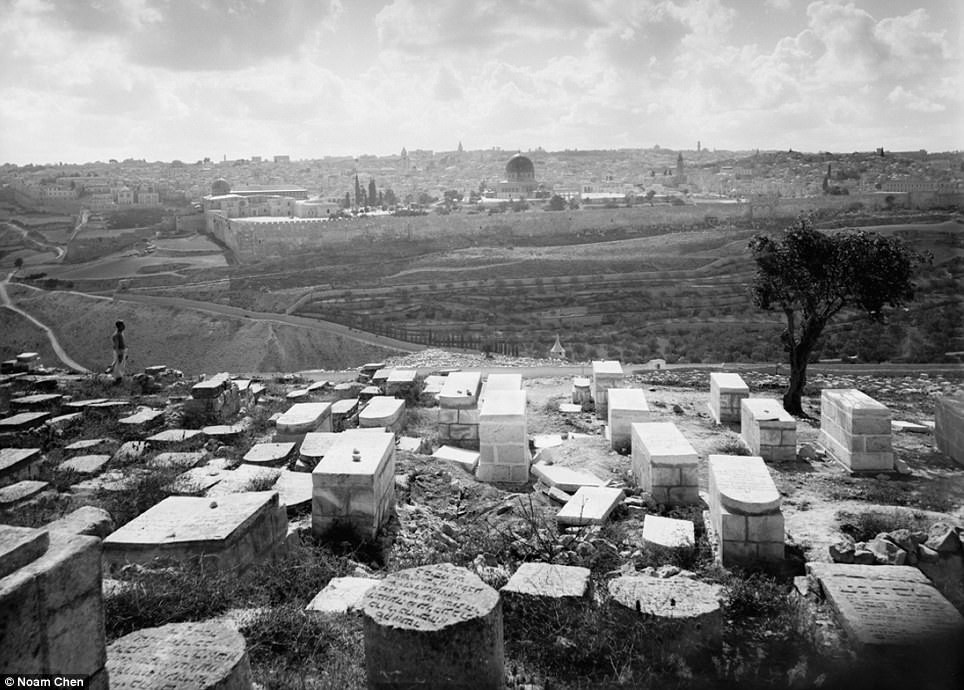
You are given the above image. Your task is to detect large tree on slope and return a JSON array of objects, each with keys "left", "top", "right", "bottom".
[{"left": 748, "top": 220, "right": 926, "bottom": 415}]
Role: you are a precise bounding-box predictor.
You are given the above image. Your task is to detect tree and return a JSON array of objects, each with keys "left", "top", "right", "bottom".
[
  {"left": 14, "top": 257, "right": 24, "bottom": 271},
  {"left": 645, "top": 190, "right": 656, "bottom": 206},
  {"left": 748, "top": 219, "right": 925, "bottom": 414},
  {"left": 368, "top": 178, "right": 376, "bottom": 206},
  {"left": 547, "top": 194, "right": 566, "bottom": 211}
]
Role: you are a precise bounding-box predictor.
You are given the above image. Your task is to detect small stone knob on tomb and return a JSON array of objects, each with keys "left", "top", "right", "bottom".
[{"left": 352, "top": 448, "right": 362, "bottom": 462}]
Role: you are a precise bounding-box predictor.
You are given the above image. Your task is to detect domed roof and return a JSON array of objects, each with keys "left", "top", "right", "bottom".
[
  {"left": 505, "top": 153, "right": 535, "bottom": 180},
  {"left": 211, "top": 178, "right": 231, "bottom": 196}
]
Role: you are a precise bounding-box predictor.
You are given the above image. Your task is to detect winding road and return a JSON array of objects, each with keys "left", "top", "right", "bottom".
[{"left": 1, "top": 271, "right": 90, "bottom": 373}]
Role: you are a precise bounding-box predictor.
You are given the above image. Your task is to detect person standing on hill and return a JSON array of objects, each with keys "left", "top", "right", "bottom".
[{"left": 110, "top": 320, "right": 128, "bottom": 384}]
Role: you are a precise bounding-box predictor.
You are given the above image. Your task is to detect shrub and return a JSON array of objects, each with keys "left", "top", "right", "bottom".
[{"left": 712, "top": 433, "right": 750, "bottom": 455}]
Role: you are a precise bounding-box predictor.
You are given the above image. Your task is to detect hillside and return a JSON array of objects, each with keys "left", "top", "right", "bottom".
[{"left": 2, "top": 286, "right": 397, "bottom": 374}]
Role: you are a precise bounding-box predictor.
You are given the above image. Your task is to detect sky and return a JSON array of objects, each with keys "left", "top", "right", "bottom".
[{"left": 0, "top": 0, "right": 961, "bottom": 164}]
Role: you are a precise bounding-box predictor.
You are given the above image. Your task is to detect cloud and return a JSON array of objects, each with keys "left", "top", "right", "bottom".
[{"left": 765, "top": 0, "right": 791, "bottom": 10}]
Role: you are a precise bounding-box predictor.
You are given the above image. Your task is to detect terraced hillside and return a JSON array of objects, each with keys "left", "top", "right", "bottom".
[{"left": 287, "top": 218, "right": 962, "bottom": 364}]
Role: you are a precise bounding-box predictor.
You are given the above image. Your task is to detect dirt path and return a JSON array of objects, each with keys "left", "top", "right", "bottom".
[{"left": 0, "top": 271, "right": 89, "bottom": 372}]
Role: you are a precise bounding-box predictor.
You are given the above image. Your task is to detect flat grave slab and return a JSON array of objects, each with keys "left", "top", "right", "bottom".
[
  {"left": 330, "top": 398, "right": 359, "bottom": 416},
  {"left": 0, "top": 479, "right": 49, "bottom": 507},
  {"left": 202, "top": 421, "right": 250, "bottom": 439},
  {"left": 892, "top": 420, "right": 929, "bottom": 434},
  {"left": 397, "top": 436, "right": 421, "bottom": 452},
  {"left": 0, "top": 524, "right": 49, "bottom": 579},
  {"left": 191, "top": 373, "right": 231, "bottom": 398},
  {"left": 817, "top": 568, "right": 964, "bottom": 648},
  {"left": 557, "top": 486, "right": 624, "bottom": 526},
  {"left": 307, "top": 379, "right": 330, "bottom": 393},
  {"left": 146, "top": 429, "right": 204, "bottom": 447},
  {"left": 306, "top": 576, "right": 381, "bottom": 615},
  {"left": 118, "top": 408, "right": 165, "bottom": 428},
  {"left": 533, "top": 434, "right": 565, "bottom": 450},
  {"left": 47, "top": 412, "right": 82, "bottom": 430},
  {"left": 530, "top": 461, "right": 603, "bottom": 493},
  {"left": 272, "top": 469, "right": 313, "bottom": 511},
  {"left": 11, "top": 393, "right": 63, "bottom": 409},
  {"left": 501, "top": 563, "right": 590, "bottom": 598},
  {"left": 0, "top": 447, "right": 42, "bottom": 477},
  {"left": 359, "top": 396, "right": 406, "bottom": 432},
  {"left": 85, "top": 400, "right": 131, "bottom": 414},
  {"left": 438, "top": 372, "right": 482, "bottom": 408},
  {"left": 299, "top": 432, "right": 340, "bottom": 463},
  {"left": 559, "top": 403, "right": 583, "bottom": 414},
  {"left": 708, "top": 454, "right": 781, "bottom": 514},
  {"left": 111, "top": 441, "right": 149, "bottom": 463},
  {"left": 106, "top": 620, "right": 252, "bottom": 690},
  {"left": 63, "top": 398, "right": 109, "bottom": 411},
  {"left": 286, "top": 388, "right": 311, "bottom": 401},
  {"left": 642, "top": 514, "right": 695, "bottom": 550},
  {"left": 206, "top": 465, "right": 280, "bottom": 497},
  {"left": 432, "top": 444, "right": 480, "bottom": 472},
  {"left": 64, "top": 438, "right": 112, "bottom": 454},
  {"left": 243, "top": 442, "right": 296, "bottom": 466},
  {"left": 58, "top": 454, "right": 110, "bottom": 476},
  {"left": 610, "top": 574, "right": 722, "bottom": 620},
  {"left": 276, "top": 402, "right": 332, "bottom": 435},
  {"left": 0, "top": 411, "right": 50, "bottom": 431},
  {"left": 168, "top": 460, "right": 233, "bottom": 494}
]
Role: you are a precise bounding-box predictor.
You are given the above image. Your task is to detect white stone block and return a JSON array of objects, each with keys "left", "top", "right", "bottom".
[
  {"left": 557, "top": 486, "right": 624, "bottom": 526},
  {"left": 642, "top": 515, "right": 695, "bottom": 550},
  {"left": 530, "top": 461, "right": 603, "bottom": 493},
  {"left": 607, "top": 388, "right": 650, "bottom": 451}
]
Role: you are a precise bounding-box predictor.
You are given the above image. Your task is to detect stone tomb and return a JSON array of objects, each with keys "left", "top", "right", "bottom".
[
  {"left": 741, "top": 397, "right": 797, "bottom": 461},
  {"left": 361, "top": 563, "right": 504, "bottom": 690},
  {"left": 808, "top": 563, "right": 964, "bottom": 650},
  {"left": 818, "top": 389, "right": 894, "bottom": 472},
  {"left": 274, "top": 402, "right": 332, "bottom": 442},
  {"left": 608, "top": 575, "right": 723, "bottom": 655},
  {"left": 437, "top": 371, "right": 482, "bottom": 449},
  {"left": 935, "top": 394, "right": 964, "bottom": 466},
  {"left": 11, "top": 393, "right": 62, "bottom": 413},
  {"left": 330, "top": 397, "right": 360, "bottom": 431},
  {"left": 146, "top": 428, "right": 204, "bottom": 449},
  {"left": 117, "top": 407, "right": 165, "bottom": 431},
  {"left": 58, "top": 454, "right": 111, "bottom": 476},
  {"left": 571, "top": 376, "right": 592, "bottom": 409},
  {"left": 359, "top": 396, "right": 407, "bottom": 434},
  {"left": 0, "top": 447, "right": 43, "bottom": 484},
  {"left": 480, "top": 372, "right": 522, "bottom": 404},
  {"left": 0, "top": 411, "right": 50, "bottom": 432},
  {"left": 476, "top": 389, "right": 530, "bottom": 484},
  {"left": 312, "top": 431, "right": 395, "bottom": 539},
  {"left": 185, "top": 373, "right": 241, "bottom": 424},
  {"left": 591, "top": 360, "right": 624, "bottom": 419},
  {"left": 642, "top": 514, "right": 695, "bottom": 552},
  {"left": 557, "top": 486, "right": 624, "bottom": 526},
  {"left": 242, "top": 442, "right": 296, "bottom": 466},
  {"left": 106, "top": 620, "right": 252, "bottom": 690},
  {"left": 708, "top": 372, "right": 749, "bottom": 424},
  {"left": 0, "top": 526, "right": 108, "bottom": 687},
  {"left": 102, "top": 491, "right": 287, "bottom": 574},
  {"left": 530, "top": 460, "right": 603, "bottom": 493},
  {"left": 607, "top": 388, "right": 651, "bottom": 452},
  {"left": 306, "top": 576, "right": 380, "bottom": 616},
  {"left": 385, "top": 368, "right": 419, "bottom": 397},
  {"left": 0, "top": 480, "right": 49, "bottom": 507},
  {"left": 707, "top": 455, "right": 784, "bottom": 565},
  {"left": 501, "top": 562, "right": 590, "bottom": 599},
  {"left": 631, "top": 422, "right": 699, "bottom": 505},
  {"left": 432, "top": 445, "right": 480, "bottom": 473}
]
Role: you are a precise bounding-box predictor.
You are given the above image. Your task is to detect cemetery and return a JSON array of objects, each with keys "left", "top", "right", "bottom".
[{"left": 0, "top": 350, "right": 962, "bottom": 689}]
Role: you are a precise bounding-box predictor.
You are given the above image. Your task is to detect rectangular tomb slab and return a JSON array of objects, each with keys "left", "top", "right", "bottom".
[
  {"left": 359, "top": 396, "right": 406, "bottom": 434},
  {"left": 432, "top": 445, "right": 480, "bottom": 472},
  {"left": 530, "top": 461, "right": 603, "bottom": 493},
  {"left": 607, "top": 388, "right": 650, "bottom": 452},
  {"left": 0, "top": 524, "right": 50, "bottom": 580},
  {"left": 300, "top": 432, "right": 340, "bottom": 465},
  {"left": 118, "top": 408, "right": 165, "bottom": 429},
  {"left": 0, "top": 447, "right": 43, "bottom": 481},
  {"left": 557, "top": 486, "right": 624, "bottom": 526},
  {"left": 312, "top": 431, "right": 395, "bottom": 538},
  {"left": 818, "top": 570, "right": 964, "bottom": 649},
  {"left": 591, "top": 360, "right": 624, "bottom": 419},
  {"left": 935, "top": 395, "right": 964, "bottom": 467},
  {"left": 709, "top": 372, "right": 749, "bottom": 424},
  {"left": 708, "top": 455, "right": 781, "bottom": 514},
  {"left": 102, "top": 492, "right": 287, "bottom": 574},
  {"left": 438, "top": 371, "right": 482, "bottom": 409},
  {"left": 501, "top": 563, "right": 590, "bottom": 599},
  {"left": 630, "top": 422, "right": 699, "bottom": 505},
  {"left": 275, "top": 402, "right": 332, "bottom": 438},
  {"left": 306, "top": 576, "right": 380, "bottom": 616},
  {"left": 0, "top": 411, "right": 50, "bottom": 431},
  {"left": 642, "top": 514, "right": 695, "bottom": 550},
  {"left": 243, "top": 442, "right": 296, "bottom": 466},
  {"left": 819, "top": 388, "right": 894, "bottom": 472},
  {"left": 477, "top": 389, "right": 530, "bottom": 484},
  {"left": 740, "top": 397, "right": 797, "bottom": 462}
]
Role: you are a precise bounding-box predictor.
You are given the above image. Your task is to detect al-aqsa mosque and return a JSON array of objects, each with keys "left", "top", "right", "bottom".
[{"left": 497, "top": 153, "right": 538, "bottom": 199}]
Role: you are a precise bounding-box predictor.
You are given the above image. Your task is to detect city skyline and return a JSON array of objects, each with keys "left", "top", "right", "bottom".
[{"left": 1, "top": 0, "right": 961, "bottom": 165}]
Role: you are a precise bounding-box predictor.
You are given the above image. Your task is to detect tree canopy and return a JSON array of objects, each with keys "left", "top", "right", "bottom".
[{"left": 748, "top": 219, "right": 925, "bottom": 414}]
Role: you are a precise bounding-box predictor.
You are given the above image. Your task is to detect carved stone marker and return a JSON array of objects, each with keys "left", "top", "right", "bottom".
[
  {"left": 106, "top": 620, "right": 252, "bottom": 690},
  {"left": 361, "top": 563, "right": 504, "bottom": 689},
  {"left": 312, "top": 430, "right": 395, "bottom": 538},
  {"left": 707, "top": 455, "right": 784, "bottom": 565},
  {"left": 609, "top": 574, "right": 723, "bottom": 654},
  {"left": 242, "top": 442, "right": 296, "bottom": 466},
  {"left": 808, "top": 563, "right": 964, "bottom": 649},
  {"left": 642, "top": 514, "right": 695, "bottom": 551},
  {"left": 438, "top": 371, "right": 483, "bottom": 449},
  {"left": 102, "top": 492, "right": 287, "bottom": 574},
  {"left": 591, "top": 360, "right": 624, "bottom": 419},
  {"left": 501, "top": 562, "right": 590, "bottom": 599},
  {"left": 631, "top": 422, "right": 699, "bottom": 505},
  {"left": 607, "top": 388, "right": 651, "bottom": 451},
  {"left": 740, "top": 397, "right": 796, "bottom": 461},
  {"left": 818, "top": 388, "right": 894, "bottom": 472},
  {"left": 708, "top": 372, "right": 749, "bottom": 424}
]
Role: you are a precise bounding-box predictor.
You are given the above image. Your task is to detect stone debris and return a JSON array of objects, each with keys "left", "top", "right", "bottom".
[
  {"left": 557, "top": 486, "right": 624, "bottom": 526},
  {"left": 306, "top": 576, "right": 381, "bottom": 616},
  {"left": 432, "top": 444, "right": 480, "bottom": 472},
  {"left": 501, "top": 562, "right": 590, "bottom": 599}
]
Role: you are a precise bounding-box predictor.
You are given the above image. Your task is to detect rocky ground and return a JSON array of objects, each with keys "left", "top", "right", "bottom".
[{"left": 1, "top": 353, "right": 962, "bottom": 688}]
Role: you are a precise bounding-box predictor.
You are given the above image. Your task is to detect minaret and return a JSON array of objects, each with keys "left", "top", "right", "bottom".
[{"left": 676, "top": 152, "right": 684, "bottom": 179}]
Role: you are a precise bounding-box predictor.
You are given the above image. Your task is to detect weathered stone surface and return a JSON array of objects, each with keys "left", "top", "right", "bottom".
[
  {"left": 299, "top": 431, "right": 340, "bottom": 465},
  {"left": 0, "top": 480, "right": 49, "bottom": 507},
  {"left": 63, "top": 399, "right": 109, "bottom": 412},
  {"left": 438, "top": 372, "right": 482, "bottom": 409},
  {"left": 0, "top": 524, "right": 49, "bottom": 580},
  {"left": 202, "top": 421, "right": 250, "bottom": 439},
  {"left": 935, "top": 395, "right": 964, "bottom": 466},
  {"left": 148, "top": 451, "right": 208, "bottom": 470},
  {"left": 819, "top": 388, "right": 894, "bottom": 472},
  {"left": 58, "top": 454, "right": 110, "bottom": 476},
  {"left": 0, "top": 411, "right": 50, "bottom": 431},
  {"left": 607, "top": 388, "right": 651, "bottom": 451},
  {"left": 11, "top": 393, "right": 63, "bottom": 411},
  {"left": 530, "top": 461, "right": 603, "bottom": 493},
  {"left": 103, "top": 492, "right": 287, "bottom": 574},
  {"left": 111, "top": 441, "right": 149, "bottom": 463},
  {"left": 631, "top": 422, "right": 699, "bottom": 505},
  {"left": 242, "top": 442, "right": 296, "bottom": 466},
  {"left": 146, "top": 429, "right": 204, "bottom": 447},
  {"left": 477, "top": 389, "right": 529, "bottom": 485},
  {"left": 64, "top": 438, "right": 111, "bottom": 453},
  {"left": 276, "top": 402, "right": 332, "bottom": 436},
  {"left": 740, "top": 397, "right": 797, "bottom": 462},
  {"left": 359, "top": 396, "right": 406, "bottom": 434},
  {"left": 117, "top": 407, "right": 165, "bottom": 429},
  {"left": 433, "top": 444, "right": 480, "bottom": 472},
  {"left": 306, "top": 576, "right": 380, "bottom": 616},
  {"left": 813, "top": 564, "right": 964, "bottom": 649},
  {"left": 191, "top": 372, "right": 231, "bottom": 398},
  {"left": 361, "top": 563, "right": 503, "bottom": 690},
  {"left": 106, "top": 620, "right": 252, "bottom": 690},
  {"left": 643, "top": 515, "right": 695, "bottom": 550},
  {"left": 0, "top": 447, "right": 43, "bottom": 482},
  {"left": 312, "top": 431, "right": 395, "bottom": 538},
  {"left": 708, "top": 454, "right": 781, "bottom": 514},
  {"left": 205, "top": 465, "right": 281, "bottom": 498},
  {"left": 591, "top": 360, "right": 624, "bottom": 419},
  {"left": 557, "top": 486, "right": 624, "bottom": 526},
  {"left": 709, "top": 372, "right": 749, "bottom": 424},
  {"left": 46, "top": 506, "right": 115, "bottom": 539},
  {"left": 501, "top": 562, "right": 590, "bottom": 598}
]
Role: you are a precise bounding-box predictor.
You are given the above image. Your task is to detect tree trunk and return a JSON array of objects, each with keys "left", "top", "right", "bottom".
[{"left": 783, "top": 350, "right": 808, "bottom": 415}]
